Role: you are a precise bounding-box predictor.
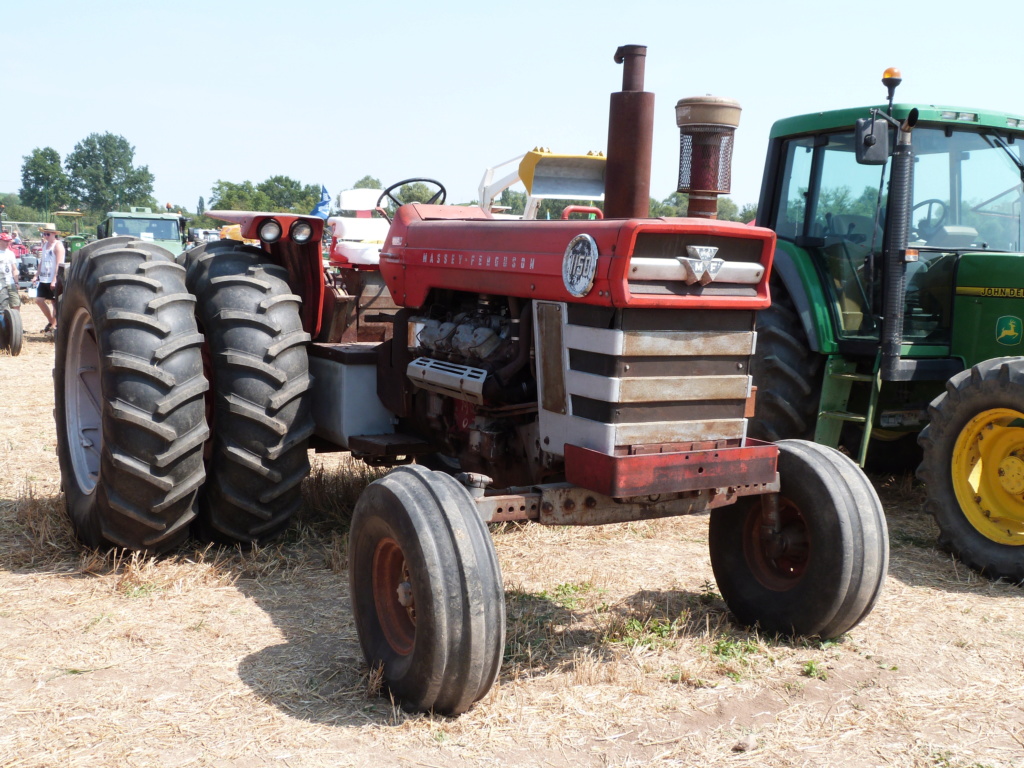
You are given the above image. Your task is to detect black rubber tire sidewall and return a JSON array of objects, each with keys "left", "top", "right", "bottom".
[
  {"left": 2, "top": 306, "right": 21, "bottom": 355},
  {"left": 710, "top": 439, "right": 887, "bottom": 638},
  {"left": 54, "top": 239, "right": 207, "bottom": 552},
  {"left": 917, "top": 358, "right": 1024, "bottom": 583},
  {"left": 348, "top": 465, "right": 505, "bottom": 715},
  {"left": 185, "top": 241, "right": 313, "bottom": 545}
]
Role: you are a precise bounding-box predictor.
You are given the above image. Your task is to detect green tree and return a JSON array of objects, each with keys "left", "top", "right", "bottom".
[
  {"left": 396, "top": 182, "right": 435, "bottom": 204},
  {"left": 717, "top": 197, "right": 739, "bottom": 221},
  {"left": 0, "top": 193, "right": 45, "bottom": 224},
  {"left": 65, "top": 133, "right": 155, "bottom": 212},
  {"left": 197, "top": 196, "right": 205, "bottom": 216},
  {"left": 353, "top": 175, "right": 382, "bottom": 189},
  {"left": 20, "top": 147, "right": 70, "bottom": 211},
  {"left": 739, "top": 203, "right": 758, "bottom": 223},
  {"left": 498, "top": 188, "right": 526, "bottom": 216},
  {"left": 208, "top": 180, "right": 275, "bottom": 211},
  {"left": 656, "top": 191, "right": 689, "bottom": 217},
  {"left": 257, "top": 175, "right": 319, "bottom": 212}
]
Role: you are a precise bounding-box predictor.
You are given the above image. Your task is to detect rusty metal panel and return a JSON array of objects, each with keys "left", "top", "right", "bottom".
[
  {"left": 613, "top": 418, "right": 747, "bottom": 445},
  {"left": 475, "top": 494, "right": 541, "bottom": 523},
  {"left": 563, "top": 440, "right": 778, "bottom": 497},
  {"left": 474, "top": 477, "right": 780, "bottom": 526},
  {"left": 622, "top": 330, "right": 755, "bottom": 357},
  {"left": 564, "top": 324, "right": 755, "bottom": 357},
  {"left": 538, "top": 484, "right": 710, "bottom": 526},
  {"left": 535, "top": 302, "right": 567, "bottom": 414},
  {"left": 566, "top": 371, "right": 750, "bottom": 402}
]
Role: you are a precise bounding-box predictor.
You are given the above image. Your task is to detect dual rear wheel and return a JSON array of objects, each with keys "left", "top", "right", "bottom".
[{"left": 54, "top": 239, "right": 312, "bottom": 552}]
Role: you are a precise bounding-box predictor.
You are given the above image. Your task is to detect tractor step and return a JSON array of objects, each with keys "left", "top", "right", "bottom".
[
  {"left": 820, "top": 410, "right": 868, "bottom": 424},
  {"left": 814, "top": 354, "right": 881, "bottom": 467},
  {"left": 829, "top": 371, "right": 874, "bottom": 383}
]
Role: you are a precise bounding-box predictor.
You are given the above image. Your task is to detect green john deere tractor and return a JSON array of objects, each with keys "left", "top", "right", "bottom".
[{"left": 750, "top": 69, "right": 1024, "bottom": 583}]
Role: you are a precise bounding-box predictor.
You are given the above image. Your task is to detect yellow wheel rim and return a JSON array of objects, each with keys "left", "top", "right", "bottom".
[{"left": 952, "top": 408, "right": 1024, "bottom": 545}]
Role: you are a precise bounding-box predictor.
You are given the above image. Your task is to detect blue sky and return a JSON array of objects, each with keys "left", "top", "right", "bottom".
[{"left": 4, "top": 0, "right": 1021, "bottom": 214}]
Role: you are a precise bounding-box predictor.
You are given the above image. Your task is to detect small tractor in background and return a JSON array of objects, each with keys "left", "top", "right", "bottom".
[
  {"left": 96, "top": 206, "right": 188, "bottom": 256},
  {"left": 749, "top": 69, "right": 1024, "bottom": 583},
  {"left": 53, "top": 45, "right": 888, "bottom": 715}
]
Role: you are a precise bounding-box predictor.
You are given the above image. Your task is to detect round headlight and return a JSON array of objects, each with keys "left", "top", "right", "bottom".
[
  {"left": 291, "top": 220, "right": 314, "bottom": 244},
  {"left": 259, "top": 219, "right": 282, "bottom": 243}
]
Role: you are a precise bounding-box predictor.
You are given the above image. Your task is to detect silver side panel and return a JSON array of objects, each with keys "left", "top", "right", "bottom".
[
  {"left": 534, "top": 300, "right": 753, "bottom": 456},
  {"left": 309, "top": 355, "right": 395, "bottom": 449}
]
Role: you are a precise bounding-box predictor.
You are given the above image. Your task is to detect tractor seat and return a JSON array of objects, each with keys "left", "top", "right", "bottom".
[{"left": 328, "top": 215, "right": 390, "bottom": 266}]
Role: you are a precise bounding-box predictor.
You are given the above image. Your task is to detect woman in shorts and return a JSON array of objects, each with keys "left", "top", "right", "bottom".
[{"left": 34, "top": 223, "right": 64, "bottom": 334}]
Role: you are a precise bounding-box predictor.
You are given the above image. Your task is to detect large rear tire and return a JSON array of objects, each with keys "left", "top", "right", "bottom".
[
  {"left": 917, "top": 358, "right": 1024, "bottom": 583},
  {"left": 185, "top": 241, "right": 313, "bottom": 545},
  {"left": 349, "top": 465, "right": 505, "bottom": 715},
  {"left": 54, "top": 238, "right": 208, "bottom": 552},
  {"left": 748, "top": 278, "right": 822, "bottom": 442},
  {"left": 709, "top": 439, "right": 888, "bottom": 638}
]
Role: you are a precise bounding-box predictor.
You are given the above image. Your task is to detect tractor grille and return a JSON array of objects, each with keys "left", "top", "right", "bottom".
[
  {"left": 626, "top": 232, "right": 764, "bottom": 298},
  {"left": 534, "top": 302, "right": 755, "bottom": 456}
]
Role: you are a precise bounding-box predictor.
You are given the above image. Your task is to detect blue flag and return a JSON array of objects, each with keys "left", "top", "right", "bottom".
[{"left": 310, "top": 185, "right": 330, "bottom": 219}]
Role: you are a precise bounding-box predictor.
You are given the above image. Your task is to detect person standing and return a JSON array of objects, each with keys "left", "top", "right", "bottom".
[
  {"left": 0, "top": 232, "right": 21, "bottom": 312},
  {"left": 34, "top": 223, "right": 64, "bottom": 334}
]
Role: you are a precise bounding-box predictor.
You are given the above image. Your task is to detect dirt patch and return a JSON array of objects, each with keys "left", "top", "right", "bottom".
[{"left": 1, "top": 300, "right": 1023, "bottom": 768}]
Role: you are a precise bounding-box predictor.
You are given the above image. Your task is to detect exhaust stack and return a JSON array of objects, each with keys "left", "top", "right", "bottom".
[
  {"left": 675, "top": 96, "right": 741, "bottom": 219},
  {"left": 604, "top": 45, "right": 655, "bottom": 219}
]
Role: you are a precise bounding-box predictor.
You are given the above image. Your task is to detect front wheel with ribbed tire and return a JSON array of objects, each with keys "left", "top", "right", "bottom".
[
  {"left": 184, "top": 241, "right": 313, "bottom": 545},
  {"left": 709, "top": 439, "right": 889, "bottom": 638},
  {"left": 748, "top": 278, "right": 823, "bottom": 442},
  {"left": 54, "top": 238, "right": 208, "bottom": 552},
  {"left": 349, "top": 465, "right": 506, "bottom": 715},
  {"left": 917, "top": 358, "right": 1024, "bottom": 584}
]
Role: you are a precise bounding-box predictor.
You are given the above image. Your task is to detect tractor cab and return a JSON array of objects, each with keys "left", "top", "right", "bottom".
[{"left": 761, "top": 101, "right": 1024, "bottom": 358}]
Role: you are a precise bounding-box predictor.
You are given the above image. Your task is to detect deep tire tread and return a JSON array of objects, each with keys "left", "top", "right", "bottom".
[
  {"left": 185, "top": 242, "right": 312, "bottom": 545},
  {"left": 54, "top": 240, "right": 207, "bottom": 553},
  {"left": 749, "top": 279, "right": 823, "bottom": 442},
  {"left": 917, "top": 357, "right": 1024, "bottom": 583}
]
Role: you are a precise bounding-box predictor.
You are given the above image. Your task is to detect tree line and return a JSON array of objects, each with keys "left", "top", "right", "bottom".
[
  {"left": 9, "top": 132, "right": 330, "bottom": 232},
  {"left": 5, "top": 132, "right": 756, "bottom": 234}
]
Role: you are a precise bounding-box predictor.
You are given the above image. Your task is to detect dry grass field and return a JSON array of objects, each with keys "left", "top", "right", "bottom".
[{"left": 1, "top": 300, "right": 1022, "bottom": 768}]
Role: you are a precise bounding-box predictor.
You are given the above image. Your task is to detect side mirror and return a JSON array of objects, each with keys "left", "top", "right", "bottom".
[{"left": 855, "top": 117, "right": 890, "bottom": 165}]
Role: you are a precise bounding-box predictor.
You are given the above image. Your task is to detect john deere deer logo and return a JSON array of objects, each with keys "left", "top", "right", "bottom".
[{"left": 996, "top": 316, "right": 1022, "bottom": 346}]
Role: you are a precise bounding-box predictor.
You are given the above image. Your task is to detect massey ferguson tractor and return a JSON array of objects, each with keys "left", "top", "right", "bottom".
[
  {"left": 53, "top": 45, "right": 888, "bottom": 715},
  {"left": 748, "top": 68, "right": 1024, "bottom": 584}
]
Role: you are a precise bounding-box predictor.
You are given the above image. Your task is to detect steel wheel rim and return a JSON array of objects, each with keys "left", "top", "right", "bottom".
[
  {"left": 743, "top": 497, "right": 810, "bottom": 591},
  {"left": 65, "top": 306, "right": 103, "bottom": 494},
  {"left": 371, "top": 537, "right": 416, "bottom": 655},
  {"left": 952, "top": 408, "right": 1024, "bottom": 545}
]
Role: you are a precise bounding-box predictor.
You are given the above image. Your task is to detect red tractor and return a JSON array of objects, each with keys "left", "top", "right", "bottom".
[{"left": 53, "top": 45, "right": 887, "bottom": 715}]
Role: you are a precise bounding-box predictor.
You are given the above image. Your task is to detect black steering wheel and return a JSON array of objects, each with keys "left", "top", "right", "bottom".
[
  {"left": 912, "top": 198, "right": 947, "bottom": 240},
  {"left": 376, "top": 178, "right": 447, "bottom": 222}
]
